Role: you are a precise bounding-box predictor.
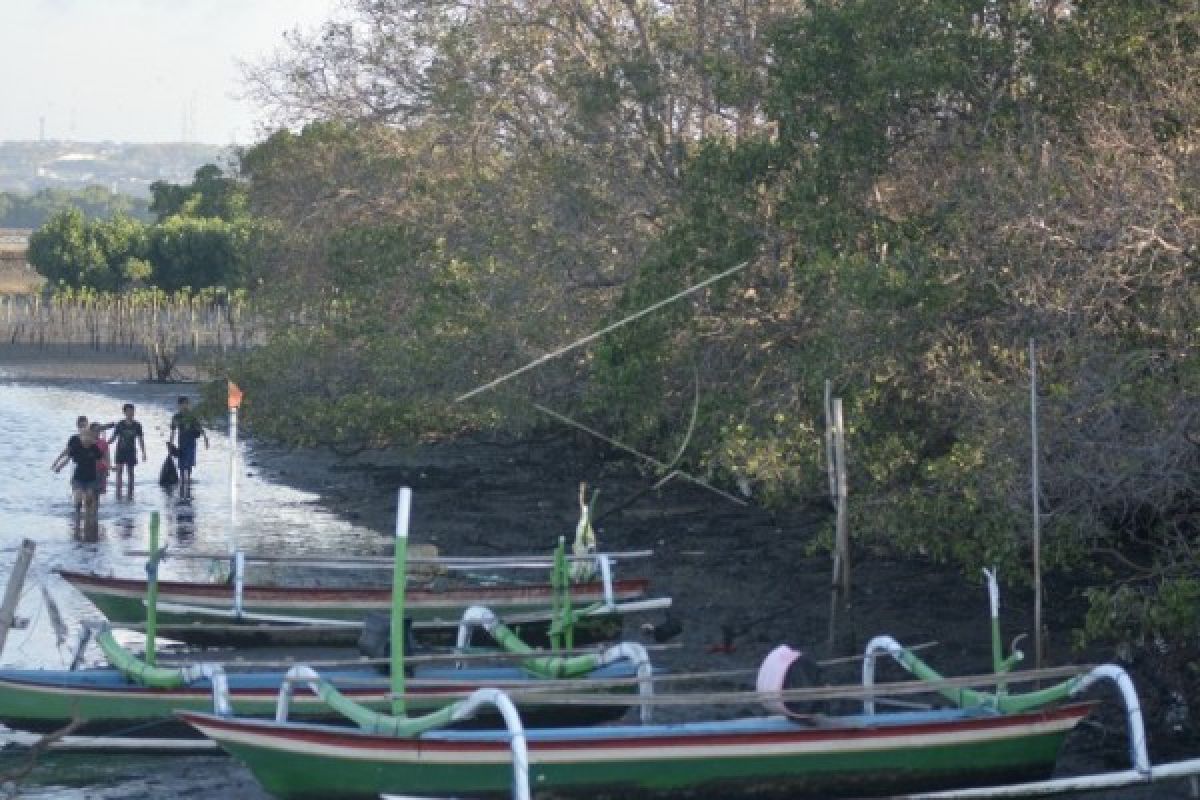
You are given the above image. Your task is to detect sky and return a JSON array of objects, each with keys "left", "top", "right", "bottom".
[{"left": 0, "top": 0, "right": 342, "bottom": 145}]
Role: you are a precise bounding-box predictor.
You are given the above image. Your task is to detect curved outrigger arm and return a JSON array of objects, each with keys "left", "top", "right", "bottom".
[
  {"left": 455, "top": 604, "right": 655, "bottom": 722},
  {"left": 275, "top": 665, "right": 531, "bottom": 800},
  {"left": 861, "top": 645, "right": 1148, "bottom": 776},
  {"left": 860, "top": 566, "right": 1148, "bottom": 776},
  {"left": 86, "top": 621, "right": 232, "bottom": 716}
]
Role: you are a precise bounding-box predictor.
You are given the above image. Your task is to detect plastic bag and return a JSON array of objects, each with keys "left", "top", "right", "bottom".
[{"left": 159, "top": 454, "right": 179, "bottom": 487}]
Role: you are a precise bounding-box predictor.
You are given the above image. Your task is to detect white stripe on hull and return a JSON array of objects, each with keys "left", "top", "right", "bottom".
[{"left": 189, "top": 714, "right": 1079, "bottom": 768}]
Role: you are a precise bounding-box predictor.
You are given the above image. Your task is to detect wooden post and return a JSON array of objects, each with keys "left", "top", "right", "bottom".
[
  {"left": 824, "top": 380, "right": 837, "bottom": 506},
  {"left": 1030, "top": 339, "right": 1043, "bottom": 670},
  {"left": 833, "top": 398, "right": 850, "bottom": 596},
  {"left": 826, "top": 393, "right": 850, "bottom": 652},
  {"left": 0, "top": 539, "right": 36, "bottom": 656}
]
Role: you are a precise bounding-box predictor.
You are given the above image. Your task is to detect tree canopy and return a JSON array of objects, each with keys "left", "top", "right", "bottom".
[
  {"left": 0, "top": 186, "right": 150, "bottom": 228},
  {"left": 224, "top": 0, "right": 1200, "bottom": 669},
  {"left": 27, "top": 164, "right": 260, "bottom": 291}
]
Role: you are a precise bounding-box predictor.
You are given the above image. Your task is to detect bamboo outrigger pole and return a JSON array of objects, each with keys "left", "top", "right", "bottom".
[
  {"left": 455, "top": 261, "right": 748, "bottom": 403},
  {"left": 392, "top": 487, "right": 412, "bottom": 717},
  {"left": 145, "top": 512, "right": 161, "bottom": 666}
]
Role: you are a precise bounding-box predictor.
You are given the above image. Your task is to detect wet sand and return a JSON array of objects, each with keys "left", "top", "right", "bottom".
[
  {"left": 0, "top": 342, "right": 206, "bottom": 382},
  {"left": 1, "top": 345, "right": 1196, "bottom": 799}
]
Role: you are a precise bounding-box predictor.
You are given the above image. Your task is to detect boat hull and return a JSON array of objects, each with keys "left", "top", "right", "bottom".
[
  {"left": 179, "top": 703, "right": 1092, "bottom": 799},
  {"left": 0, "top": 662, "right": 640, "bottom": 739},
  {"left": 57, "top": 570, "right": 643, "bottom": 646},
  {"left": 58, "top": 570, "right": 649, "bottom": 623}
]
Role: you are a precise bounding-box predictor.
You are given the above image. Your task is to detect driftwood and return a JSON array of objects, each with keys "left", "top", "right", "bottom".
[{"left": 1, "top": 717, "right": 84, "bottom": 797}]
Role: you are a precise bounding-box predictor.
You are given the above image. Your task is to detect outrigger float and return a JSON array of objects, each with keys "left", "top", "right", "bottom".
[
  {"left": 178, "top": 487, "right": 1200, "bottom": 800},
  {"left": 0, "top": 509, "right": 660, "bottom": 749}
]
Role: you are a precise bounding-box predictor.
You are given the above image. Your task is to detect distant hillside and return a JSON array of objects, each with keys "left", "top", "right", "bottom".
[
  {"left": 0, "top": 187, "right": 152, "bottom": 228},
  {"left": 0, "top": 140, "right": 231, "bottom": 198}
]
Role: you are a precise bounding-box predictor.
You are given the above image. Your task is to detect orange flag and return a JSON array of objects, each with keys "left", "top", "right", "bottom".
[{"left": 227, "top": 380, "right": 244, "bottom": 410}]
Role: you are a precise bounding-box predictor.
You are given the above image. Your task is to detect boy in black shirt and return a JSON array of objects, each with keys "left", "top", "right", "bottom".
[
  {"left": 108, "top": 402, "right": 148, "bottom": 496},
  {"left": 109, "top": 403, "right": 147, "bottom": 498},
  {"left": 52, "top": 417, "right": 103, "bottom": 521},
  {"left": 170, "top": 396, "right": 208, "bottom": 498},
  {"left": 51, "top": 416, "right": 89, "bottom": 474}
]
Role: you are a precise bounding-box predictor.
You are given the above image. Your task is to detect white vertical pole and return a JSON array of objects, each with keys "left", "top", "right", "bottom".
[
  {"left": 1030, "top": 339, "right": 1043, "bottom": 670},
  {"left": 392, "top": 487, "right": 412, "bottom": 717},
  {"left": 229, "top": 403, "right": 239, "bottom": 552}
]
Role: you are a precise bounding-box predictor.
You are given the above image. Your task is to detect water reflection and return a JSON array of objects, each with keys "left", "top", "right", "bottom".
[{"left": 0, "top": 379, "right": 387, "bottom": 670}]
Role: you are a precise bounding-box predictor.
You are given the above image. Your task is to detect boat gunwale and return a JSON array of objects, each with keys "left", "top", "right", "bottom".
[
  {"left": 177, "top": 701, "right": 1095, "bottom": 753},
  {"left": 56, "top": 569, "right": 651, "bottom": 605}
]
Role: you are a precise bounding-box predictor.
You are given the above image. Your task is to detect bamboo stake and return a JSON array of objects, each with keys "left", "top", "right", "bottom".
[
  {"left": 0, "top": 539, "right": 36, "bottom": 656},
  {"left": 827, "top": 395, "right": 850, "bottom": 651},
  {"left": 827, "top": 550, "right": 841, "bottom": 652},
  {"left": 824, "top": 380, "right": 837, "bottom": 505},
  {"left": 533, "top": 404, "right": 747, "bottom": 506},
  {"left": 833, "top": 397, "right": 850, "bottom": 595},
  {"left": 1030, "top": 339, "right": 1043, "bottom": 671},
  {"left": 456, "top": 261, "right": 748, "bottom": 403}
]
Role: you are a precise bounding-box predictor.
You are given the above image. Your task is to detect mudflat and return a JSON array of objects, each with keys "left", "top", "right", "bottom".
[
  {"left": 1, "top": 343, "right": 1194, "bottom": 800},
  {"left": 0, "top": 343, "right": 205, "bottom": 382}
]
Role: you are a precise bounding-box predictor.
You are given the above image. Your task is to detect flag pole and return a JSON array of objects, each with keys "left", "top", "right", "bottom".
[{"left": 227, "top": 381, "right": 243, "bottom": 552}]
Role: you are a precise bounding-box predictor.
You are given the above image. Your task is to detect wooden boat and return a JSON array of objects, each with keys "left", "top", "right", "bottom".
[
  {"left": 0, "top": 510, "right": 656, "bottom": 746},
  {"left": 0, "top": 656, "right": 646, "bottom": 740},
  {"left": 64, "top": 480, "right": 667, "bottom": 647},
  {"left": 177, "top": 490, "right": 1147, "bottom": 800},
  {"left": 56, "top": 568, "right": 661, "bottom": 646},
  {"left": 180, "top": 701, "right": 1094, "bottom": 799}
]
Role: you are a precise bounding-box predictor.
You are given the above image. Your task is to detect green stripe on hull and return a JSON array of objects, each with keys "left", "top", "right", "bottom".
[
  {"left": 0, "top": 680, "right": 566, "bottom": 738},
  {"left": 0, "top": 680, "right": 632, "bottom": 737},
  {"left": 213, "top": 728, "right": 1073, "bottom": 799},
  {"left": 0, "top": 682, "right": 379, "bottom": 735}
]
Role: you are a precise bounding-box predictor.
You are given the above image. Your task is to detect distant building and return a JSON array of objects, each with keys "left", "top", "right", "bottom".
[{"left": 0, "top": 228, "right": 45, "bottom": 294}]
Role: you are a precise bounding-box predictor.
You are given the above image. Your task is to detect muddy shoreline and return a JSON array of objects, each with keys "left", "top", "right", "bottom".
[{"left": 2, "top": 347, "right": 1196, "bottom": 798}]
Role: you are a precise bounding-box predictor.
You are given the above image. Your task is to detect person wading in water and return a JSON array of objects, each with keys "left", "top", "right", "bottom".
[
  {"left": 51, "top": 417, "right": 104, "bottom": 531},
  {"left": 169, "top": 396, "right": 208, "bottom": 499},
  {"left": 109, "top": 403, "right": 147, "bottom": 498}
]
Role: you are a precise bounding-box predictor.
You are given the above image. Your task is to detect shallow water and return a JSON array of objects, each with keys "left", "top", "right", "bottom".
[
  {"left": 0, "top": 377, "right": 386, "bottom": 797},
  {"left": 1, "top": 377, "right": 1194, "bottom": 800}
]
